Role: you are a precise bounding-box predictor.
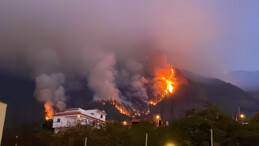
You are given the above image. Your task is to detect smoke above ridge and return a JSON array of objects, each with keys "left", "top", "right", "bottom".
[
  {"left": 34, "top": 73, "right": 67, "bottom": 118},
  {"left": 0, "top": 0, "right": 222, "bottom": 113}
]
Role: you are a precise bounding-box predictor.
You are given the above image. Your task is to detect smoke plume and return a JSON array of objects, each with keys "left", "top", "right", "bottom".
[
  {"left": 34, "top": 73, "right": 67, "bottom": 116},
  {"left": 88, "top": 53, "right": 120, "bottom": 102},
  {"left": 0, "top": 0, "right": 221, "bottom": 113}
]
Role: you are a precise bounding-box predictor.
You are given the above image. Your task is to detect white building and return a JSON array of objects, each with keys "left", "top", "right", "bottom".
[{"left": 52, "top": 108, "right": 106, "bottom": 133}]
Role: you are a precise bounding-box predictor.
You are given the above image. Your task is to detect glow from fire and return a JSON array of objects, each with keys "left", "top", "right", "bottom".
[
  {"left": 44, "top": 102, "right": 54, "bottom": 121},
  {"left": 148, "top": 100, "right": 158, "bottom": 106},
  {"left": 160, "top": 68, "right": 175, "bottom": 95},
  {"left": 98, "top": 67, "right": 177, "bottom": 117},
  {"left": 110, "top": 101, "right": 131, "bottom": 116},
  {"left": 149, "top": 67, "right": 176, "bottom": 105}
]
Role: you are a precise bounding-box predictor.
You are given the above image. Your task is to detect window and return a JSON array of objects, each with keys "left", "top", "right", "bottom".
[
  {"left": 91, "top": 113, "right": 94, "bottom": 115},
  {"left": 100, "top": 115, "right": 103, "bottom": 118},
  {"left": 57, "top": 118, "right": 60, "bottom": 122}
]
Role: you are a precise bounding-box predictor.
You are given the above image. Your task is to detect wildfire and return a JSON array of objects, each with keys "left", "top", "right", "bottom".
[
  {"left": 98, "top": 67, "right": 177, "bottom": 117},
  {"left": 44, "top": 102, "right": 54, "bottom": 121},
  {"left": 160, "top": 68, "right": 176, "bottom": 96},
  {"left": 148, "top": 100, "right": 158, "bottom": 106},
  {"left": 149, "top": 67, "right": 177, "bottom": 105},
  {"left": 110, "top": 101, "right": 131, "bottom": 116}
]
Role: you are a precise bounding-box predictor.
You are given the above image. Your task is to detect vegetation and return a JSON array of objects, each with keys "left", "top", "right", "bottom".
[{"left": 2, "top": 103, "right": 259, "bottom": 146}]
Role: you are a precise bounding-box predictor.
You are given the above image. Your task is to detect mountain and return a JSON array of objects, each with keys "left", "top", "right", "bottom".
[
  {"left": 222, "top": 70, "right": 259, "bottom": 91},
  {"left": 1, "top": 69, "right": 259, "bottom": 130},
  {"left": 0, "top": 71, "right": 128, "bottom": 130},
  {"left": 152, "top": 70, "right": 259, "bottom": 121}
]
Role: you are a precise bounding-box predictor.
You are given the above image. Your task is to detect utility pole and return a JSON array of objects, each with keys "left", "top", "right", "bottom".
[
  {"left": 84, "top": 137, "right": 87, "bottom": 146},
  {"left": 210, "top": 129, "right": 213, "bottom": 146},
  {"left": 238, "top": 106, "right": 241, "bottom": 120},
  {"left": 145, "top": 133, "right": 148, "bottom": 146}
]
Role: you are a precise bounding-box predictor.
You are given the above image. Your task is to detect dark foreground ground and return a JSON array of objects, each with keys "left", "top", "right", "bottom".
[{"left": 2, "top": 104, "right": 259, "bottom": 146}]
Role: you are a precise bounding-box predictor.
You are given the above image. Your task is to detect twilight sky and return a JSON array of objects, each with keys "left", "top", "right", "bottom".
[
  {"left": 0, "top": 0, "right": 258, "bottom": 78},
  {"left": 204, "top": 0, "right": 259, "bottom": 73},
  {"left": 0, "top": 0, "right": 259, "bottom": 115}
]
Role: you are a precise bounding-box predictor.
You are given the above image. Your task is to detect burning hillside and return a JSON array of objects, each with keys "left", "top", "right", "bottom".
[
  {"left": 148, "top": 67, "right": 177, "bottom": 106},
  {"left": 39, "top": 52, "right": 182, "bottom": 120},
  {"left": 102, "top": 66, "right": 178, "bottom": 117}
]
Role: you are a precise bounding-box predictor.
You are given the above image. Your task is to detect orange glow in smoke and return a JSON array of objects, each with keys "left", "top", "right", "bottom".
[{"left": 44, "top": 102, "right": 54, "bottom": 121}]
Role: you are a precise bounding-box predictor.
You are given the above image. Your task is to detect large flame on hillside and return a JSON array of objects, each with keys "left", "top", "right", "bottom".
[
  {"left": 158, "top": 68, "right": 176, "bottom": 96},
  {"left": 100, "top": 67, "right": 177, "bottom": 117},
  {"left": 109, "top": 67, "right": 177, "bottom": 116},
  {"left": 149, "top": 67, "right": 177, "bottom": 105},
  {"left": 44, "top": 102, "right": 54, "bottom": 121},
  {"left": 110, "top": 101, "right": 131, "bottom": 116}
]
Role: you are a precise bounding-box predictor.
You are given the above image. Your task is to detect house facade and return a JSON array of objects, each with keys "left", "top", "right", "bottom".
[{"left": 53, "top": 108, "right": 106, "bottom": 133}]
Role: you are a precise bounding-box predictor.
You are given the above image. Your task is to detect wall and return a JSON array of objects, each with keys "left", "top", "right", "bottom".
[{"left": 0, "top": 102, "right": 7, "bottom": 145}]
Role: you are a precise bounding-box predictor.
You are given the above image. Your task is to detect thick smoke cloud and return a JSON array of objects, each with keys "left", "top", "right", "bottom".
[
  {"left": 116, "top": 60, "right": 149, "bottom": 108},
  {"left": 0, "top": 0, "right": 220, "bottom": 112},
  {"left": 34, "top": 73, "right": 67, "bottom": 112},
  {"left": 88, "top": 53, "right": 120, "bottom": 102}
]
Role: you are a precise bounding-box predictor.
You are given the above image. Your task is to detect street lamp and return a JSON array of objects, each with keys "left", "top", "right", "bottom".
[
  {"left": 156, "top": 115, "right": 161, "bottom": 127},
  {"left": 165, "top": 142, "right": 176, "bottom": 146},
  {"left": 240, "top": 113, "right": 245, "bottom": 119}
]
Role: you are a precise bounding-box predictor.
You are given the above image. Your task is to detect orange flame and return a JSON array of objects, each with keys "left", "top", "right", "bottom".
[
  {"left": 44, "top": 102, "right": 54, "bottom": 121},
  {"left": 99, "top": 67, "right": 177, "bottom": 117},
  {"left": 148, "top": 100, "right": 158, "bottom": 106},
  {"left": 149, "top": 67, "right": 176, "bottom": 105},
  {"left": 159, "top": 68, "right": 176, "bottom": 95},
  {"left": 110, "top": 101, "right": 131, "bottom": 116}
]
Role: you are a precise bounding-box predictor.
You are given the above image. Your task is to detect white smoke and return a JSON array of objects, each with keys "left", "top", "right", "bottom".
[
  {"left": 34, "top": 73, "right": 67, "bottom": 111},
  {"left": 117, "top": 60, "right": 149, "bottom": 105},
  {"left": 88, "top": 53, "right": 120, "bottom": 102},
  {"left": 0, "top": 0, "right": 221, "bottom": 111}
]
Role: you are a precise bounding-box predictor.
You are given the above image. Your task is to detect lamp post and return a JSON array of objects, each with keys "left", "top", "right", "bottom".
[
  {"left": 210, "top": 129, "right": 213, "bottom": 146},
  {"left": 239, "top": 113, "right": 246, "bottom": 124},
  {"left": 145, "top": 133, "right": 148, "bottom": 146},
  {"left": 84, "top": 137, "right": 87, "bottom": 146},
  {"left": 156, "top": 115, "right": 160, "bottom": 127}
]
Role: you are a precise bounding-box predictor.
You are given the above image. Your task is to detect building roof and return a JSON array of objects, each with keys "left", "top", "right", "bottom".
[
  {"left": 54, "top": 111, "right": 105, "bottom": 121},
  {"left": 54, "top": 108, "right": 106, "bottom": 121}
]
